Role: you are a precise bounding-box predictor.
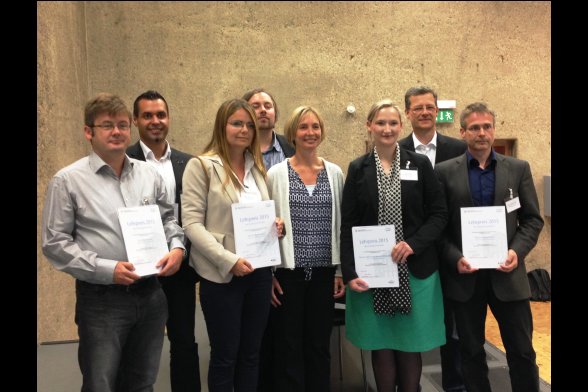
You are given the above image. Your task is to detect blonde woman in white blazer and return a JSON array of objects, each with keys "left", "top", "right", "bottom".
[
  {"left": 265, "top": 106, "right": 345, "bottom": 391},
  {"left": 182, "top": 98, "right": 284, "bottom": 392}
]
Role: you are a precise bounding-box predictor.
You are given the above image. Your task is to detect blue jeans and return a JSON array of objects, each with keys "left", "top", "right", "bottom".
[
  {"left": 75, "top": 277, "right": 168, "bottom": 392},
  {"left": 200, "top": 268, "right": 272, "bottom": 392}
]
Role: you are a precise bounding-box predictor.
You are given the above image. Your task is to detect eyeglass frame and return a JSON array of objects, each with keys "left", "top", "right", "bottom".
[
  {"left": 410, "top": 105, "right": 438, "bottom": 114},
  {"left": 227, "top": 120, "right": 256, "bottom": 131},
  {"left": 465, "top": 123, "right": 494, "bottom": 133},
  {"left": 90, "top": 122, "right": 132, "bottom": 131}
]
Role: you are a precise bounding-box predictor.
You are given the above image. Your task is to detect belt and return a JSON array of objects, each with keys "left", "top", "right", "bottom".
[{"left": 76, "top": 276, "right": 160, "bottom": 293}]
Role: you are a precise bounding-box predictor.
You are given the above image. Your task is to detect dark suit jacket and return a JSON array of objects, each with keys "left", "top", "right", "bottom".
[
  {"left": 435, "top": 152, "right": 544, "bottom": 302},
  {"left": 126, "top": 141, "right": 196, "bottom": 280},
  {"left": 399, "top": 132, "right": 467, "bottom": 165},
  {"left": 126, "top": 141, "right": 192, "bottom": 222},
  {"left": 276, "top": 133, "right": 295, "bottom": 158},
  {"left": 340, "top": 149, "right": 448, "bottom": 283}
]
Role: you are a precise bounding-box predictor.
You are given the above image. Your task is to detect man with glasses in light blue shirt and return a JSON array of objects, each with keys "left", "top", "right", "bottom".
[{"left": 42, "top": 93, "right": 186, "bottom": 392}]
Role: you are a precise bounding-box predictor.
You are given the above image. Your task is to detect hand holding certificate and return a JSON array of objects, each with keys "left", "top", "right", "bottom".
[
  {"left": 118, "top": 205, "right": 170, "bottom": 277},
  {"left": 231, "top": 200, "right": 281, "bottom": 269},
  {"left": 460, "top": 206, "right": 508, "bottom": 269},
  {"left": 352, "top": 225, "right": 399, "bottom": 288}
]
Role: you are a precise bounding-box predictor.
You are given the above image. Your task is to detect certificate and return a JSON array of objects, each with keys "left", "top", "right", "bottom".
[
  {"left": 460, "top": 206, "right": 508, "bottom": 269},
  {"left": 231, "top": 200, "right": 281, "bottom": 268},
  {"left": 352, "top": 225, "right": 399, "bottom": 288},
  {"left": 118, "top": 205, "right": 169, "bottom": 277}
]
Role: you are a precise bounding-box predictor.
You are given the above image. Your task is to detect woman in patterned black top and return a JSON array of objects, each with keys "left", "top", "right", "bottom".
[{"left": 267, "top": 106, "right": 345, "bottom": 391}]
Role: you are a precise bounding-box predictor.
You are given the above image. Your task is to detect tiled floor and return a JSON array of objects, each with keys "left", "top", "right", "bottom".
[{"left": 37, "top": 301, "right": 552, "bottom": 392}]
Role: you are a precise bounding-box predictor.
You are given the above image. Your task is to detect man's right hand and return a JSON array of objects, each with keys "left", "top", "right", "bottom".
[
  {"left": 113, "top": 261, "right": 141, "bottom": 285},
  {"left": 457, "top": 257, "right": 478, "bottom": 274}
]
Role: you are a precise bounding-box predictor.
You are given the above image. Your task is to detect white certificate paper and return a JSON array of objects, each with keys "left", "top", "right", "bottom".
[
  {"left": 352, "top": 225, "right": 399, "bottom": 288},
  {"left": 118, "top": 205, "right": 169, "bottom": 277},
  {"left": 231, "top": 200, "right": 281, "bottom": 268},
  {"left": 460, "top": 206, "right": 508, "bottom": 269}
]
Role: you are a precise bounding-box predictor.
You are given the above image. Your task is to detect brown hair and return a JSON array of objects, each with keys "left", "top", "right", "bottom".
[{"left": 203, "top": 99, "right": 266, "bottom": 190}]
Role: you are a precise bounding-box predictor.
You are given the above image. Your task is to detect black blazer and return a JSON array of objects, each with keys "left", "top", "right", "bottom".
[
  {"left": 126, "top": 141, "right": 196, "bottom": 280},
  {"left": 126, "top": 141, "right": 192, "bottom": 223},
  {"left": 340, "top": 149, "right": 448, "bottom": 283},
  {"left": 276, "top": 133, "right": 295, "bottom": 158},
  {"left": 435, "top": 153, "right": 544, "bottom": 302},
  {"left": 399, "top": 132, "right": 467, "bottom": 165}
]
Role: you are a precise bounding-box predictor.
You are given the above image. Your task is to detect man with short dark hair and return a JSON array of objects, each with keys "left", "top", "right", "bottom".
[{"left": 127, "top": 90, "right": 201, "bottom": 392}]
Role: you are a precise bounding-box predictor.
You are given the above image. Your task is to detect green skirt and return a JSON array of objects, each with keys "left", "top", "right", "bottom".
[{"left": 345, "top": 270, "right": 446, "bottom": 352}]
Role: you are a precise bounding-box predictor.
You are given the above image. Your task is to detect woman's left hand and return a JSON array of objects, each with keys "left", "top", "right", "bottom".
[
  {"left": 275, "top": 217, "right": 285, "bottom": 238},
  {"left": 391, "top": 241, "right": 414, "bottom": 264},
  {"left": 333, "top": 276, "right": 345, "bottom": 298}
]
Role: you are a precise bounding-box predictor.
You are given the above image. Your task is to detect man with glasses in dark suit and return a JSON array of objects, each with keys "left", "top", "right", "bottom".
[{"left": 400, "top": 86, "right": 467, "bottom": 392}]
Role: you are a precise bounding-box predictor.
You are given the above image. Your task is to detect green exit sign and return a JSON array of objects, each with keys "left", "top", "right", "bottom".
[{"left": 436, "top": 109, "right": 454, "bottom": 123}]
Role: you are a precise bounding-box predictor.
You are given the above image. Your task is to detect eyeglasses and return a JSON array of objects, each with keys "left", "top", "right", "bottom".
[
  {"left": 91, "top": 122, "right": 131, "bottom": 131},
  {"left": 228, "top": 120, "right": 255, "bottom": 130},
  {"left": 466, "top": 123, "right": 494, "bottom": 133},
  {"left": 410, "top": 105, "right": 437, "bottom": 114}
]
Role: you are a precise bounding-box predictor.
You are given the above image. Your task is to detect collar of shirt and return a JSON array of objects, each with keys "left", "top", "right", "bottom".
[
  {"left": 240, "top": 151, "right": 263, "bottom": 202},
  {"left": 412, "top": 131, "right": 437, "bottom": 151},
  {"left": 412, "top": 132, "right": 437, "bottom": 166},
  {"left": 89, "top": 151, "right": 134, "bottom": 177},
  {"left": 266, "top": 131, "right": 283, "bottom": 153},
  {"left": 139, "top": 140, "right": 172, "bottom": 162},
  {"left": 466, "top": 149, "right": 497, "bottom": 169},
  {"left": 262, "top": 131, "right": 287, "bottom": 170}
]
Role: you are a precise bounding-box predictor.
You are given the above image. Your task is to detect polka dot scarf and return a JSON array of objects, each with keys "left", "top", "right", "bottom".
[{"left": 372, "top": 146, "right": 412, "bottom": 315}]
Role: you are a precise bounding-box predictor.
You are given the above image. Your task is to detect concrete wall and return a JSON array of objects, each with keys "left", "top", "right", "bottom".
[{"left": 37, "top": 1, "right": 551, "bottom": 343}]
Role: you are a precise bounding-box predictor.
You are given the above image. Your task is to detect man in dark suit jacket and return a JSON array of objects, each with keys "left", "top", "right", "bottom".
[
  {"left": 436, "top": 102, "right": 544, "bottom": 392},
  {"left": 399, "top": 86, "right": 467, "bottom": 392},
  {"left": 127, "top": 91, "right": 201, "bottom": 392}
]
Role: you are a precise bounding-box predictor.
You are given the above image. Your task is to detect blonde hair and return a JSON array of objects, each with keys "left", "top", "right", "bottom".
[
  {"left": 366, "top": 99, "right": 403, "bottom": 124},
  {"left": 283, "top": 106, "right": 326, "bottom": 147},
  {"left": 203, "top": 99, "right": 266, "bottom": 190}
]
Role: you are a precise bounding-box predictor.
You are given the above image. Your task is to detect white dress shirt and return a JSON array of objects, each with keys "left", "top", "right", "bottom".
[
  {"left": 412, "top": 132, "right": 438, "bottom": 167},
  {"left": 139, "top": 140, "right": 176, "bottom": 205}
]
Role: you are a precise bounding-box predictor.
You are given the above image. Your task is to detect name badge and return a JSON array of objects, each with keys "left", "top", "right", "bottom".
[
  {"left": 505, "top": 197, "right": 521, "bottom": 213},
  {"left": 400, "top": 169, "right": 418, "bottom": 181}
]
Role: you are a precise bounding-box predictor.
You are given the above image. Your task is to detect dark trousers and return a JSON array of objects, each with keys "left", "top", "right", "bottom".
[
  {"left": 200, "top": 268, "right": 272, "bottom": 392},
  {"left": 271, "top": 267, "right": 335, "bottom": 392},
  {"left": 440, "top": 297, "right": 467, "bottom": 391},
  {"left": 75, "top": 277, "right": 167, "bottom": 392},
  {"left": 257, "top": 314, "right": 274, "bottom": 392},
  {"left": 159, "top": 258, "right": 201, "bottom": 392},
  {"left": 451, "top": 271, "right": 539, "bottom": 392}
]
